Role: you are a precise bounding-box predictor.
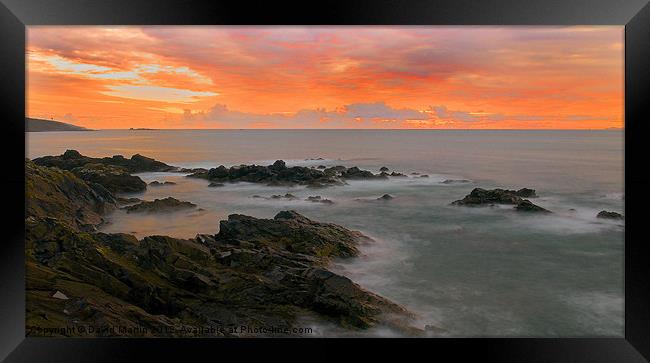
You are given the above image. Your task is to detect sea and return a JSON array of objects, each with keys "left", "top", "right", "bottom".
[{"left": 26, "top": 129, "right": 625, "bottom": 337}]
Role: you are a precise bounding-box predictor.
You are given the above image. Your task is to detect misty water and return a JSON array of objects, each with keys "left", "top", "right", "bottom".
[{"left": 27, "top": 130, "right": 624, "bottom": 337}]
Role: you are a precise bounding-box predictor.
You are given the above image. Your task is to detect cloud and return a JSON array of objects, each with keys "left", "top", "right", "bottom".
[
  {"left": 343, "top": 102, "right": 427, "bottom": 120},
  {"left": 102, "top": 85, "right": 218, "bottom": 103},
  {"left": 181, "top": 101, "right": 561, "bottom": 128},
  {"left": 431, "top": 105, "right": 479, "bottom": 122},
  {"left": 26, "top": 26, "right": 623, "bottom": 129},
  {"left": 181, "top": 101, "right": 431, "bottom": 128},
  {"left": 62, "top": 113, "right": 79, "bottom": 123}
]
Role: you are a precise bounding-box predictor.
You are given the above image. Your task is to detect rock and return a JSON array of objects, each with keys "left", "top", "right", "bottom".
[
  {"left": 341, "top": 167, "right": 383, "bottom": 180},
  {"left": 317, "top": 165, "right": 327, "bottom": 169},
  {"left": 597, "top": 210, "right": 624, "bottom": 220},
  {"left": 253, "top": 193, "right": 297, "bottom": 200},
  {"left": 124, "top": 197, "right": 197, "bottom": 213},
  {"left": 207, "top": 182, "right": 224, "bottom": 187},
  {"left": 420, "top": 174, "right": 429, "bottom": 178},
  {"left": 377, "top": 194, "right": 394, "bottom": 201},
  {"left": 71, "top": 163, "right": 147, "bottom": 193},
  {"left": 216, "top": 211, "right": 369, "bottom": 258},
  {"left": 149, "top": 181, "right": 177, "bottom": 186},
  {"left": 379, "top": 166, "right": 389, "bottom": 172},
  {"left": 178, "top": 167, "right": 207, "bottom": 174},
  {"left": 452, "top": 188, "right": 549, "bottom": 213},
  {"left": 26, "top": 160, "right": 116, "bottom": 231},
  {"left": 270, "top": 160, "right": 287, "bottom": 171},
  {"left": 188, "top": 161, "right": 384, "bottom": 187},
  {"left": 26, "top": 156, "right": 420, "bottom": 337},
  {"left": 323, "top": 165, "right": 347, "bottom": 175},
  {"left": 390, "top": 172, "right": 407, "bottom": 177},
  {"left": 306, "top": 196, "right": 334, "bottom": 204},
  {"left": 52, "top": 291, "right": 69, "bottom": 300},
  {"left": 189, "top": 161, "right": 346, "bottom": 187},
  {"left": 441, "top": 179, "right": 471, "bottom": 184},
  {"left": 271, "top": 193, "right": 297, "bottom": 200},
  {"left": 515, "top": 200, "right": 551, "bottom": 213},
  {"left": 33, "top": 149, "right": 176, "bottom": 173},
  {"left": 116, "top": 197, "right": 142, "bottom": 207},
  {"left": 515, "top": 188, "right": 537, "bottom": 198}
]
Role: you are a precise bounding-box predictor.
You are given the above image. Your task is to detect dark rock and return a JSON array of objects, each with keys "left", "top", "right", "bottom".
[
  {"left": 515, "top": 200, "right": 551, "bottom": 213},
  {"left": 216, "top": 211, "right": 368, "bottom": 258},
  {"left": 441, "top": 179, "right": 471, "bottom": 184},
  {"left": 116, "top": 197, "right": 142, "bottom": 207},
  {"left": 317, "top": 165, "right": 327, "bottom": 169},
  {"left": 341, "top": 167, "right": 384, "bottom": 180},
  {"left": 306, "top": 196, "right": 334, "bottom": 204},
  {"left": 420, "top": 175, "right": 429, "bottom": 178},
  {"left": 26, "top": 157, "right": 419, "bottom": 337},
  {"left": 71, "top": 163, "right": 147, "bottom": 194},
  {"left": 124, "top": 197, "right": 197, "bottom": 213},
  {"left": 270, "top": 160, "right": 286, "bottom": 171},
  {"left": 33, "top": 150, "right": 176, "bottom": 173},
  {"left": 149, "top": 181, "right": 177, "bottom": 186},
  {"left": 178, "top": 167, "right": 207, "bottom": 174},
  {"left": 26, "top": 160, "right": 116, "bottom": 231},
  {"left": 271, "top": 193, "right": 297, "bottom": 200},
  {"left": 377, "top": 194, "right": 394, "bottom": 201},
  {"left": 323, "top": 165, "right": 347, "bottom": 176},
  {"left": 597, "top": 210, "right": 624, "bottom": 220},
  {"left": 515, "top": 188, "right": 537, "bottom": 198},
  {"left": 186, "top": 160, "right": 387, "bottom": 187},
  {"left": 207, "top": 182, "right": 224, "bottom": 187},
  {"left": 379, "top": 166, "right": 389, "bottom": 172},
  {"left": 390, "top": 172, "right": 407, "bottom": 177},
  {"left": 452, "top": 188, "right": 549, "bottom": 213}
]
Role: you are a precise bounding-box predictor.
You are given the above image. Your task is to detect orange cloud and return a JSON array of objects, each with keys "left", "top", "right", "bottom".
[{"left": 27, "top": 26, "right": 624, "bottom": 129}]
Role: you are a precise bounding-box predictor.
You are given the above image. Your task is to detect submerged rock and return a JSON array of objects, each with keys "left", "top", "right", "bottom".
[
  {"left": 441, "top": 179, "right": 472, "bottom": 184},
  {"left": 124, "top": 197, "right": 197, "bottom": 213},
  {"left": 377, "top": 194, "right": 394, "bottom": 201},
  {"left": 207, "top": 182, "right": 224, "bottom": 187},
  {"left": 306, "top": 196, "right": 334, "bottom": 204},
  {"left": 149, "top": 181, "right": 177, "bottom": 186},
  {"left": 597, "top": 210, "right": 624, "bottom": 220}
]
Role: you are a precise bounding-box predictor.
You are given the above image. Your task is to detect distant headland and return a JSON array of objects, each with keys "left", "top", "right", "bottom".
[{"left": 25, "top": 118, "right": 92, "bottom": 132}]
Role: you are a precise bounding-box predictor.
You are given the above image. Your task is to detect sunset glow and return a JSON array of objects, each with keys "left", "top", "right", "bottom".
[{"left": 27, "top": 26, "right": 624, "bottom": 129}]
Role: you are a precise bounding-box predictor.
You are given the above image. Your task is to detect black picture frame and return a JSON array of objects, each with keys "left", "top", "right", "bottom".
[{"left": 2, "top": 0, "right": 649, "bottom": 361}]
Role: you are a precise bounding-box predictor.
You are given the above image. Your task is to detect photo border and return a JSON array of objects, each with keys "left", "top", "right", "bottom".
[{"left": 1, "top": 0, "right": 648, "bottom": 361}]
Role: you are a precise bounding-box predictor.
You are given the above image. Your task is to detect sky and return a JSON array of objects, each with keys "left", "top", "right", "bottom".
[{"left": 27, "top": 26, "right": 624, "bottom": 129}]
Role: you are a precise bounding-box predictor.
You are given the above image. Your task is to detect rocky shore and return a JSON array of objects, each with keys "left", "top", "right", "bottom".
[{"left": 25, "top": 157, "right": 421, "bottom": 337}]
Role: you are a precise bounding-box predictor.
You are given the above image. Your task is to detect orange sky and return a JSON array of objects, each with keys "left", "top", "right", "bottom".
[{"left": 26, "top": 26, "right": 624, "bottom": 129}]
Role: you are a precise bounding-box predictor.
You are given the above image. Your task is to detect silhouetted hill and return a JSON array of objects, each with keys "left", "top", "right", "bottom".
[{"left": 25, "top": 118, "right": 92, "bottom": 132}]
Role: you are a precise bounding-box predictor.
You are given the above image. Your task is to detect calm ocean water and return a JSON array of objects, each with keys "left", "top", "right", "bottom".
[{"left": 27, "top": 130, "right": 624, "bottom": 337}]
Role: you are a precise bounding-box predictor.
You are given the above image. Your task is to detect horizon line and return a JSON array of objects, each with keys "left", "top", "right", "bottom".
[{"left": 66, "top": 128, "right": 625, "bottom": 131}]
